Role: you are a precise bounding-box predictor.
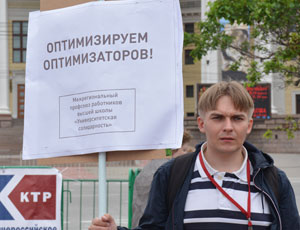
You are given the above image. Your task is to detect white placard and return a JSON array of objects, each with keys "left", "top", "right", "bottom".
[{"left": 23, "top": 0, "right": 183, "bottom": 159}]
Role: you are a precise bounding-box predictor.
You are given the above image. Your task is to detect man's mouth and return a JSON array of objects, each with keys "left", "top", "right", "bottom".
[{"left": 220, "top": 137, "right": 235, "bottom": 141}]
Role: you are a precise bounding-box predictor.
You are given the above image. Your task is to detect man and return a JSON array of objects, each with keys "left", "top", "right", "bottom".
[{"left": 89, "top": 81, "right": 299, "bottom": 230}]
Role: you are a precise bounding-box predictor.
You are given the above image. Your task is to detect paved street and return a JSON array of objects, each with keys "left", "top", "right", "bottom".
[{"left": 270, "top": 153, "right": 300, "bottom": 211}]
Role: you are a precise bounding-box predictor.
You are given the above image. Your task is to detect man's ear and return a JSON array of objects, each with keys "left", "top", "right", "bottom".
[
  {"left": 197, "top": 116, "right": 206, "bottom": 133},
  {"left": 247, "top": 118, "right": 254, "bottom": 134}
]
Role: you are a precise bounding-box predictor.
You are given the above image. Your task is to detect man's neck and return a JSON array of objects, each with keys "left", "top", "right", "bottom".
[{"left": 203, "top": 145, "right": 245, "bottom": 173}]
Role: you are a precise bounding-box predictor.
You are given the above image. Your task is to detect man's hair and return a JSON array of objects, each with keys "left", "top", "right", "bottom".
[{"left": 198, "top": 81, "right": 254, "bottom": 117}]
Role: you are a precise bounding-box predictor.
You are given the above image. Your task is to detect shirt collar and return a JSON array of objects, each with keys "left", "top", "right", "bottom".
[{"left": 196, "top": 142, "right": 252, "bottom": 182}]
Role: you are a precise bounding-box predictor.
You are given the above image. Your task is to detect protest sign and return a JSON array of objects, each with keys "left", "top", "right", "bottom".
[
  {"left": 0, "top": 168, "right": 62, "bottom": 229},
  {"left": 23, "top": 0, "right": 183, "bottom": 160}
]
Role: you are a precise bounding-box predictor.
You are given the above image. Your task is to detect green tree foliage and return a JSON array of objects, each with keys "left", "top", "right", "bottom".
[
  {"left": 185, "top": 0, "right": 300, "bottom": 86},
  {"left": 263, "top": 116, "right": 299, "bottom": 140}
]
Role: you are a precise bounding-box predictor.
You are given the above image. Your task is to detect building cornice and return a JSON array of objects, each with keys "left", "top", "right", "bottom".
[{"left": 8, "top": 0, "right": 39, "bottom": 9}]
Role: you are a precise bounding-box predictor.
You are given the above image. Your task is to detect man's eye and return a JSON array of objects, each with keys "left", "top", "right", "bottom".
[
  {"left": 233, "top": 117, "right": 243, "bottom": 121},
  {"left": 212, "top": 116, "right": 222, "bottom": 120}
]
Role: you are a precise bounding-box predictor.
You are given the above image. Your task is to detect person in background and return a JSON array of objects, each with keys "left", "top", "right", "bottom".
[
  {"left": 89, "top": 81, "right": 299, "bottom": 230},
  {"left": 131, "top": 131, "right": 194, "bottom": 228}
]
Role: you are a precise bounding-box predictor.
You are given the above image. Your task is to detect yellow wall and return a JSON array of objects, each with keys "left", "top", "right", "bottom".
[
  {"left": 182, "top": 52, "right": 201, "bottom": 116},
  {"left": 285, "top": 85, "right": 300, "bottom": 114},
  {"left": 182, "top": 23, "right": 201, "bottom": 117},
  {"left": 8, "top": 1, "right": 39, "bottom": 9}
]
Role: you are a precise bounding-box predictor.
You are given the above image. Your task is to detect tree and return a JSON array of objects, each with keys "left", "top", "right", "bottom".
[{"left": 185, "top": 0, "right": 300, "bottom": 86}]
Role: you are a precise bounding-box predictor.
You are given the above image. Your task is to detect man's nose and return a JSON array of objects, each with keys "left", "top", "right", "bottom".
[{"left": 223, "top": 118, "right": 233, "bottom": 131}]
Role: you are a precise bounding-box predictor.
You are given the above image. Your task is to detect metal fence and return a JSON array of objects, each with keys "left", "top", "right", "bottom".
[
  {"left": 62, "top": 179, "right": 129, "bottom": 230},
  {"left": 62, "top": 169, "right": 141, "bottom": 230},
  {"left": 128, "top": 168, "right": 141, "bottom": 229}
]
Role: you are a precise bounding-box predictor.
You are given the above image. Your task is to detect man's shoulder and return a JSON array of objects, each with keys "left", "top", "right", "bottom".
[
  {"left": 244, "top": 141, "right": 275, "bottom": 168},
  {"left": 175, "top": 152, "right": 196, "bottom": 161}
]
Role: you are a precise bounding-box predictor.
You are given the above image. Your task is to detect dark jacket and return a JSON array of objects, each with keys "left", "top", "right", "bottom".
[{"left": 119, "top": 142, "right": 300, "bottom": 230}]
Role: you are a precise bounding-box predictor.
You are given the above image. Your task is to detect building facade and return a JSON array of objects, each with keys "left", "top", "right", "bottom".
[
  {"left": 181, "top": 0, "right": 202, "bottom": 117},
  {"left": 1, "top": 0, "right": 39, "bottom": 123}
]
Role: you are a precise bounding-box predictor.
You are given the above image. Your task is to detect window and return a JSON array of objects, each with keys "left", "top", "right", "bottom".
[
  {"left": 186, "top": 85, "right": 194, "bottom": 98},
  {"left": 186, "top": 112, "right": 195, "bottom": 117},
  {"left": 185, "top": 50, "right": 194, "bottom": 65},
  {"left": 180, "top": 1, "right": 201, "bottom": 9},
  {"left": 12, "top": 21, "right": 28, "bottom": 63},
  {"left": 185, "top": 23, "right": 194, "bottom": 33},
  {"left": 296, "top": 95, "right": 300, "bottom": 114}
]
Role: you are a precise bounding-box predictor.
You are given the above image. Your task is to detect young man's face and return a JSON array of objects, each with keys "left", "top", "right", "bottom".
[{"left": 197, "top": 96, "right": 253, "bottom": 156}]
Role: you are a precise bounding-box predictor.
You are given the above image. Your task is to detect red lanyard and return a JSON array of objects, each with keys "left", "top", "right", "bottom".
[{"left": 199, "top": 152, "right": 253, "bottom": 229}]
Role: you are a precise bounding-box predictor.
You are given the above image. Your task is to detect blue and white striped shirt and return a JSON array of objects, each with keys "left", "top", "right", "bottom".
[{"left": 183, "top": 143, "right": 273, "bottom": 230}]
